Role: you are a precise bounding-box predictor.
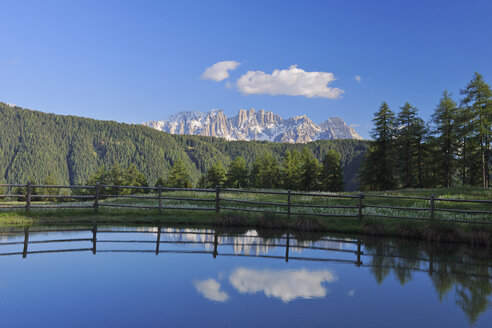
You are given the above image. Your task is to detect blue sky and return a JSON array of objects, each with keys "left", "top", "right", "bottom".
[{"left": 1, "top": 0, "right": 491, "bottom": 139}]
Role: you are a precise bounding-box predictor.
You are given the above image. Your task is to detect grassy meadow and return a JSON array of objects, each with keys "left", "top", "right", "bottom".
[{"left": 0, "top": 187, "right": 491, "bottom": 246}]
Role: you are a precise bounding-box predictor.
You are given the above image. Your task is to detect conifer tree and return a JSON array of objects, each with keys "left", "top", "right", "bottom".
[
  {"left": 206, "top": 161, "right": 227, "bottom": 187},
  {"left": 250, "top": 152, "right": 281, "bottom": 189},
  {"left": 396, "top": 102, "right": 418, "bottom": 188},
  {"left": 320, "top": 150, "right": 344, "bottom": 192},
  {"left": 43, "top": 175, "right": 59, "bottom": 202},
  {"left": 300, "top": 147, "right": 321, "bottom": 191},
  {"left": 0, "top": 176, "right": 6, "bottom": 199},
  {"left": 431, "top": 90, "right": 459, "bottom": 187},
  {"left": 282, "top": 150, "right": 302, "bottom": 190},
  {"left": 460, "top": 72, "right": 492, "bottom": 188},
  {"left": 155, "top": 177, "right": 166, "bottom": 187},
  {"left": 166, "top": 159, "right": 193, "bottom": 188},
  {"left": 360, "top": 102, "right": 397, "bottom": 191},
  {"left": 226, "top": 156, "right": 249, "bottom": 188}
]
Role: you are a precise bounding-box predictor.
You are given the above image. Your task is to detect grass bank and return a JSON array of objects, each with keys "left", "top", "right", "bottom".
[{"left": 0, "top": 186, "right": 491, "bottom": 246}]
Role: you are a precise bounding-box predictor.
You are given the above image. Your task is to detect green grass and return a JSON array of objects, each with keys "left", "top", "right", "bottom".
[{"left": 0, "top": 187, "right": 491, "bottom": 245}]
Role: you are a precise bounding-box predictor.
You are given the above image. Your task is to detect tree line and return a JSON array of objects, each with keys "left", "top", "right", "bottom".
[
  {"left": 194, "top": 147, "right": 344, "bottom": 191},
  {"left": 360, "top": 72, "right": 492, "bottom": 190},
  {"left": 93, "top": 148, "right": 345, "bottom": 192}
]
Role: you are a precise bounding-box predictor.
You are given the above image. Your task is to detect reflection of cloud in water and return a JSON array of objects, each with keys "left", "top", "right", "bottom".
[
  {"left": 229, "top": 268, "right": 337, "bottom": 302},
  {"left": 194, "top": 279, "right": 229, "bottom": 302}
]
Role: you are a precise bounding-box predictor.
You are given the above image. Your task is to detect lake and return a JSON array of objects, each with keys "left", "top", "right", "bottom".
[{"left": 0, "top": 225, "right": 491, "bottom": 327}]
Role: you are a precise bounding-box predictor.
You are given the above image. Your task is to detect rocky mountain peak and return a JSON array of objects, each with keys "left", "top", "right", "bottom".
[{"left": 142, "top": 109, "right": 363, "bottom": 143}]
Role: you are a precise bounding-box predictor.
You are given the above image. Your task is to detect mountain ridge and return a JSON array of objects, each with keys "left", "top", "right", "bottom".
[{"left": 142, "top": 108, "right": 362, "bottom": 143}]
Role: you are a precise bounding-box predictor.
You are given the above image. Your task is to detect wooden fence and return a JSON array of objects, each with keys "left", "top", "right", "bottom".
[{"left": 1, "top": 182, "right": 492, "bottom": 224}]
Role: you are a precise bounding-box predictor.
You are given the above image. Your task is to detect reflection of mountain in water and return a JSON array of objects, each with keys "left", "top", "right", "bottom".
[{"left": 160, "top": 228, "right": 345, "bottom": 255}]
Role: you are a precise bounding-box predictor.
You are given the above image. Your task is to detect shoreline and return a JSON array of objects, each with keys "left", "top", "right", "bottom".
[{"left": 1, "top": 210, "right": 491, "bottom": 248}]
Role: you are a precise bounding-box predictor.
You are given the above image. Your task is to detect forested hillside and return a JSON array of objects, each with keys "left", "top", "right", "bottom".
[{"left": 0, "top": 103, "right": 368, "bottom": 190}]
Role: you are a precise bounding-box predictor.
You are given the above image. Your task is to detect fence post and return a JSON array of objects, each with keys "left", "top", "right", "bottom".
[
  {"left": 430, "top": 194, "right": 435, "bottom": 220},
  {"left": 285, "top": 234, "right": 290, "bottom": 262},
  {"left": 94, "top": 182, "right": 100, "bottom": 212},
  {"left": 158, "top": 185, "right": 162, "bottom": 214},
  {"left": 22, "top": 227, "right": 29, "bottom": 258},
  {"left": 26, "top": 181, "right": 31, "bottom": 212},
  {"left": 213, "top": 232, "right": 218, "bottom": 258},
  {"left": 287, "top": 190, "right": 291, "bottom": 217},
  {"left": 358, "top": 192, "right": 364, "bottom": 220},
  {"left": 155, "top": 225, "right": 161, "bottom": 255},
  {"left": 356, "top": 239, "right": 362, "bottom": 267},
  {"left": 215, "top": 185, "right": 220, "bottom": 213},
  {"left": 92, "top": 225, "right": 97, "bottom": 255}
]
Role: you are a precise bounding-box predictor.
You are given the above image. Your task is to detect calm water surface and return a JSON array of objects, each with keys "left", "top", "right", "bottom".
[{"left": 0, "top": 225, "right": 491, "bottom": 327}]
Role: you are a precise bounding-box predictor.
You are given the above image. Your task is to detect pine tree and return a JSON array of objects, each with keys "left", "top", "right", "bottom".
[
  {"left": 320, "top": 150, "right": 344, "bottom": 192},
  {"left": 412, "top": 118, "right": 428, "bottom": 188},
  {"left": 43, "top": 175, "right": 59, "bottom": 202},
  {"left": 206, "top": 161, "right": 227, "bottom": 187},
  {"left": 396, "top": 102, "right": 418, "bottom": 188},
  {"left": 250, "top": 152, "right": 281, "bottom": 189},
  {"left": 431, "top": 91, "right": 460, "bottom": 187},
  {"left": 300, "top": 147, "right": 321, "bottom": 191},
  {"left": 196, "top": 175, "right": 207, "bottom": 188},
  {"left": 460, "top": 72, "right": 492, "bottom": 187},
  {"left": 226, "top": 156, "right": 249, "bottom": 188},
  {"left": 166, "top": 159, "right": 193, "bottom": 188},
  {"left": 0, "top": 176, "right": 6, "bottom": 199},
  {"left": 282, "top": 150, "right": 302, "bottom": 190},
  {"left": 360, "top": 102, "right": 397, "bottom": 191},
  {"left": 154, "top": 177, "right": 166, "bottom": 193}
]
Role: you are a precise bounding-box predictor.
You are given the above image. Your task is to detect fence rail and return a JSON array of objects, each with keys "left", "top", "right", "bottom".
[{"left": 1, "top": 182, "right": 491, "bottom": 224}]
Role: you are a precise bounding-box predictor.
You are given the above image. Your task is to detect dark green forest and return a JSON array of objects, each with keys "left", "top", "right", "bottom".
[{"left": 0, "top": 102, "right": 368, "bottom": 191}]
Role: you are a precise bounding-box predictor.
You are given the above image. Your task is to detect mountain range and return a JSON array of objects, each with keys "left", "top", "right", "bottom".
[{"left": 142, "top": 108, "right": 362, "bottom": 143}]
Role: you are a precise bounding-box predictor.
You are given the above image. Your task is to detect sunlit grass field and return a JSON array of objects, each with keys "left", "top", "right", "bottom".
[{"left": 1, "top": 186, "right": 491, "bottom": 224}]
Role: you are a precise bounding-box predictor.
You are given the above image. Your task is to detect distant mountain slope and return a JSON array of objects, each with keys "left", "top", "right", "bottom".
[
  {"left": 142, "top": 108, "right": 363, "bottom": 143},
  {"left": 0, "top": 102, "right": 368, "bottom": 190}
]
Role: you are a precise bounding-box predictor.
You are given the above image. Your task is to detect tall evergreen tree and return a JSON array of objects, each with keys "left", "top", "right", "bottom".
[
  {"left": 166, "top": 159, "right": 193, "bottom": 188},
  {"left": 360, "top": 102, "right": 397, "bottom": 191},
  {"left": 396, "top": 102, "right": 418, "bottom": 188},
  {"left": 300, "top": 147, "right": 321, "bottom": 191},
  {"left": 250, "top": 152, "right": 282, "bottom": 189},
  {"left": 226, "top": 156, "right": 249, "bottom": 188},
  {"left": 206, "top": 161, "right": 227, "bottom": 187},
  {"left": 320, "top": 150, "right": 344, "bottom": 192},
  {"left": 42, "top": 175, "right": 59, "bottom": 202},
  {"left": 461, "top": 72, "right": 492, "bottom": 188},
  {"left": 431, "top": 90, "right": 460, "bottom": 187},
  {"left": 282, "top": 150, "right": 302, "bottom": 190},
  {"left": 0, "top": 176, "right": 6, "bottom": 199},
  {"left": 154, "top": 177, "right": 166, "bottom": 188}
]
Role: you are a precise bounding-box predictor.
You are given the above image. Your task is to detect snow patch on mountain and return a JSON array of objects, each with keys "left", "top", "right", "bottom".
[{"left": 142, "top": 109, "right": 363, "bottom": 143}]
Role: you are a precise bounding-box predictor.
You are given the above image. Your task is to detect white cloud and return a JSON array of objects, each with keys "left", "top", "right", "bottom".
[
  {"left": 236, "top": 65, "right": 343, "bottom": 99},
  {"left": 229, "top": 268, "right": 337, "bottom": 303},
  {"left": 194, "top": 279, "right": 229, "bottom": 302},
  {"left": 348, "top": 289, "right": 355, "bottom": 297},
  {"left": 201, "top": 60, "right": 241, "bottom": 82},
  {"left": 354, "top": 75, "right": 362, "bottom": 82}
]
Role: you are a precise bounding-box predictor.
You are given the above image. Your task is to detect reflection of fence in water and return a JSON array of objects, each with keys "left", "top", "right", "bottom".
[
  {"left": 0, "top": 227, "right": 490, "bottom": 279},
  {"left": 0, "top": 227, "right": 362, "bottom": 265}
]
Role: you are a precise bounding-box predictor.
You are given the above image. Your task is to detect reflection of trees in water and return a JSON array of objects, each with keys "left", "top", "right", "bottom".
[{"left": 364, "top": 239, "right": 492, "bottom": 324}]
